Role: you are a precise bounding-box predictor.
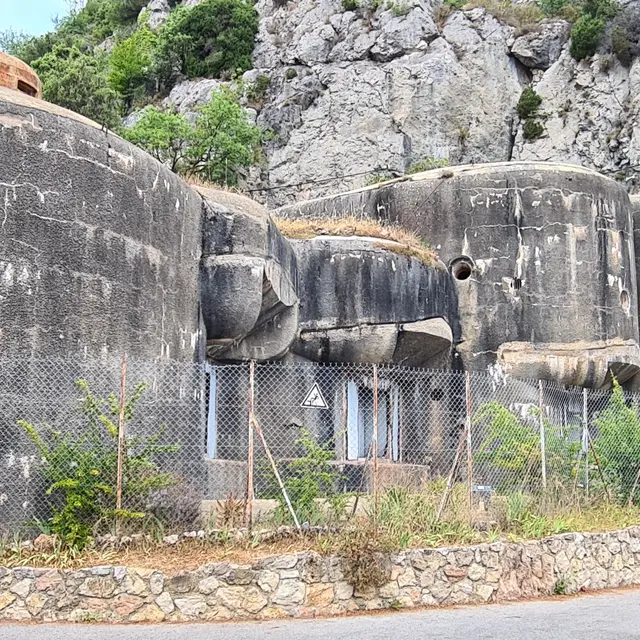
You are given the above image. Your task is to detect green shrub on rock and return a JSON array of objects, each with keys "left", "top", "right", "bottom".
[
  {"left": 570, "top": 14, "right": 605, "bottom": 60},
  {"left": 517, "top": 87, "right": 543, "bottom": 120},
  {"left": 523, "top": 119, "right": 544, "bottom": 141},
  {"left": 155, "top": 0, "right": 259, "bottom": 85}
]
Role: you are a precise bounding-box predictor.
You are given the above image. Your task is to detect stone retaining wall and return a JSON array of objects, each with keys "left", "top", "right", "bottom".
[{"left": 2, "top": 527, "right": 640, "bottom": 623}]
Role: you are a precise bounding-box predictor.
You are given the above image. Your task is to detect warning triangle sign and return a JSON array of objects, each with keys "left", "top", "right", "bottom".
[{"left": 301, "top": 383, "right": 328, "bottom": 409}]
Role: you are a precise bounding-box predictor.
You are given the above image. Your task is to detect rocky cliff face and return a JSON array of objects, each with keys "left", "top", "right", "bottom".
[{"left": 159, "top": 0, "right": 640, "bottom": 207}]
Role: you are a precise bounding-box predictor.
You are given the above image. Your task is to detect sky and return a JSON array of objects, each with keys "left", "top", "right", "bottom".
[{"left": 1, "top": 0, "right": 70, "bottom": 36}]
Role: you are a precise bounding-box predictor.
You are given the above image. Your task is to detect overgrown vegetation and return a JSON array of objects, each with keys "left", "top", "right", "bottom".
[
  {"left": 20, "top": 380, "right": 180, "bottom": 550},
  {"left": 406, "top": 157, "right": 450, "bottom": 174},
  {"left": 273, "top": 216, "right": 438, "bottom": 266},
  {"left": 267, "top": 429, "right": 346, "bottom": 525},
  {"left": 122, "top": 86, "right": 261, "bottom": 185},
  {"left": 0, "top": 0, "right": 259, "bottom": 130}
]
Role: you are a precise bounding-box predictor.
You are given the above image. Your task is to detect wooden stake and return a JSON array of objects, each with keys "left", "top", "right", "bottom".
[
  {"left": 465, "top": 371, "right": 473, "bottom": 525},
  {"left": 116, "top": 354, "right": 127, "bottom": 514},
  {"left": 372, "top": 364, "right": 379, "bottom": 526},
  {"left": 587, "top": 428, "right": 612, "bottom": 503},
  {"left": 436, "top": 425, "right": 467, "bottom": 522},
  {"left": 538, "top": 380, "right": 547, "bottom": 492},
  {"left": 252, "top": 416, "right": 301, "bottom": 531},
  {"left": 245, "top": 360, "right": 255, "bottom": 529}
]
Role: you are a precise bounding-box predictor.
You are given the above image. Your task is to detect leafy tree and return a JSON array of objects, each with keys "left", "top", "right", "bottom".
[
  {"left": 32, "top": 44, "right": 121, "bottom": 128},
  {"left": 155, "top": 0, "right": 259, "bottom": 85},
  {"left": 123, "top": 107, "right": 194, "bottom": 172},
  {"left": 474, "top": 401, "right": 578, "bottom": 492},
  {"left": 124, "top": 87, "right": 261, "bottom": 184},
  {"left": 187, "top": 86, "right": 261, "bottom": 184},
  {"left": 109, "top": 26, "right": 157, "bottom": 107},
  {"left": 0, "top": 28, "right": 32, "bottom": 55}
]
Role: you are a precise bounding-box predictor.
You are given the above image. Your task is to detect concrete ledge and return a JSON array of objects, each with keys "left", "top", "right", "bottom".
[{"left": 1, "top": 526, "right": 640, "bottom": 622}]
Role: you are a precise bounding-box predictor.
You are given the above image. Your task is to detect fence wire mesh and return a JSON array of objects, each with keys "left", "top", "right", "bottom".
[{"left": 2, "top": 357, "right": 640, "bottom": 537}]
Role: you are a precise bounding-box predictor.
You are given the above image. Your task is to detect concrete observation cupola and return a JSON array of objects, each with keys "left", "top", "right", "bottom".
[{"left": 0, "top": 52, "right": 42, "bottom": 99}]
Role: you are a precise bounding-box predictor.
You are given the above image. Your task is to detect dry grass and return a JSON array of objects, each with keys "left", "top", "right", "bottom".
[
  {"left": 4, "top": 496, "right": 639, "bottom": 573},
  {"left": 463, "top": 0, "right": 543, "bottom": 31},
  {"left": 273, "top": 216, "right": 439, "bottom": 266}
]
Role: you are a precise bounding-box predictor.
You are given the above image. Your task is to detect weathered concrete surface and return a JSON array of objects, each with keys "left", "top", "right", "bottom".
[
  {"left": 279, "top": 162, "right": 639, "bottom": 386},
  {"left": 291, "top": 236, "right": 459, "bottom": 366},
  {"left": 198, "top": 188, "right": 298, "bottom": 362},
  {"left": 0, "top": 87, "right": 203, "bottom": 360},
  {"left": 2, "top": 526, "right": 640, "bottom": 622}
]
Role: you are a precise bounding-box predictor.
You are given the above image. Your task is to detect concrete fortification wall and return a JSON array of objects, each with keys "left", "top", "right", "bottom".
[
  {"left": 0, "top": 87, "right": 203, "bottom": 361},
  {"left": 280, "top": 162, "right": 640, "bottom": 387}
]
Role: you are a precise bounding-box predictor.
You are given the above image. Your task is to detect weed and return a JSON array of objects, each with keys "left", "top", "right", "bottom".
[
  {"left": 339, "top": 523, "right": 390, "bottom": 590},
  {"left": 554, "top": 576, "right": 568, "bottom": 595},
  {"left": 285, "top": 67, "right": 297, "bottom": 81},
  {"left": 217, "top": 494, "right": 246, "bottom": 529}
]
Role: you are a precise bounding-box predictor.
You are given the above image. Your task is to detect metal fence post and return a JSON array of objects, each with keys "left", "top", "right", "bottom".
[
  {"left": 583, "top": 387, "right": 589, "bottom": 497},
  {"left": 466, "top": 371, "right": 473, "bottom": 524},
  {"left": 245, "top": 360, "right": 255, "bottom": 529},
  {"left": 116, "top": 354, "right": 127, "bottom": 516},
  {"left": 538, "top": 380, "right": 547, "bottom": 493},
  {"left": 372, "top": 364, "right": 379, "bottom": 526}
]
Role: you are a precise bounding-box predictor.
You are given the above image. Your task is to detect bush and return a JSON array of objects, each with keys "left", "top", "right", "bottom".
[
  {"left": 389, "top": 1, "right": 411, "bottom": 17},
  {"left": 155, "top": 0, "right": 259, "bottom": 85},
  {"left": 570, "top": 14, "right": 605, "bottom": 60},
  {"left": 342, "top": 0, "right": 360, "bottom": 10},
  {"left": 523, "top": 119, "right": 544, "bottom": 140},
  {"left": 611, "top": 26, "right": 632, "bottom": 66},
  {"left": 245, "top": 73, "right": 271, "bottom": 105},
  {"left": 21, "top": 380, "right": 180, "bottom": 550},
  {"left": 536, "top": 0, "right": 572, "bottom": 17},
  {"left": 32, "top": 44, "right": 121, "bottom": 128},
  {"left": 275, "top": 429, "right": 345, "bottom": 524},
  {"left": 517, "top": 87, "right": 542, "bottom": 120},
  {"left": 108, "top": 26, "right": 157, "bottom": 107},
  {"left": 593, "top": 379, "right": 640, "bottom": 504}
]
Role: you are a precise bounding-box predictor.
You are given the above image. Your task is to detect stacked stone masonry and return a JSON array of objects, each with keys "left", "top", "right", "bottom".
[{"left": 2, "top": 527, "right": 640, "bottom": 622}]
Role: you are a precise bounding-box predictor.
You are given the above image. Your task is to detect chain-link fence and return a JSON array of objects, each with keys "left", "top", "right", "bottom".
[{"left": 2, "top": 356, "right": 640, "bottom": 537}]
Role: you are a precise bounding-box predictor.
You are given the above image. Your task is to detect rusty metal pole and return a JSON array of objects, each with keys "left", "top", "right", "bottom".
[
  {"left": 372, "top": 364, "right": 379, "bottom": 527},
  {"left": 115, "top": 354, "right": 127, "bottom": 533},
  {"left": 466, "top": 371, "right": 473, "bottom": 525},
  {"left": 245, "top": 361, "right": 255, "bottom": 529},
  {"left": 539, "top": 380, "right": 547, "bottom": 493}
]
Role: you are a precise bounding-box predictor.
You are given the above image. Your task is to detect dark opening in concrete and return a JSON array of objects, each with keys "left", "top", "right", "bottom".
[
  {"left": 450, "top": 257, "right": 474, "bottom": 281},
  {"left": 17, "top": 80, "right": 37, "bottom": 97},
  {"left": 621, "top": 289, "right": 630, "bottom": 313}
]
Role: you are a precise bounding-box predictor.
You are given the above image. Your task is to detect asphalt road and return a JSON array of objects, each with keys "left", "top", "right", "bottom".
[{"left": 2, "top": 589, "right": 640, "bottom": 639}]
